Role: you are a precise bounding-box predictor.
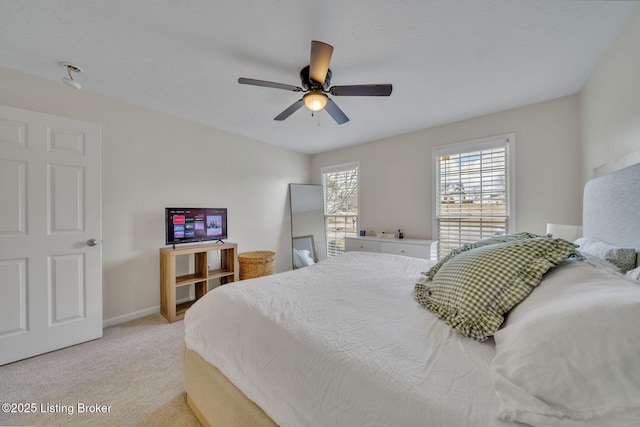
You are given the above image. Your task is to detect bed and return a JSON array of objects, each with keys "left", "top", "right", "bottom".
[{"left": 183, "top": 162, "right": 640, "bottom": 427}]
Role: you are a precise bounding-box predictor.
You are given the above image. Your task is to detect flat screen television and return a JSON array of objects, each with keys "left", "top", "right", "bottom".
[{"left": 165, "top": 207, "right": 227, "bottom": 246}]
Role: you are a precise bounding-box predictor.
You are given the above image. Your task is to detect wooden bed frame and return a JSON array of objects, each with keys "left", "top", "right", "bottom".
[
  {"left": 183, "top": 160, "right": 640, "bottom": 427},
  {"left": 183, "top": 345, "right": 277, "bottom": 427}
]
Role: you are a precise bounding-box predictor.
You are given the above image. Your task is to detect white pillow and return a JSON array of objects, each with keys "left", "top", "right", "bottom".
[
  {"left": 574, "top": 237, "right": 636, "bottom": 273},
  {"left": 627, "top": 266, "right": 640, "bottom": 281},
  {"left": 295, "top": 248, "right": 315, "bottom": 266},
  {"left": 292, "top": 248, "right": 305, "bottom": 268},
  {"left": 491, "top": 259, "right": 640, "bottom": 426}
]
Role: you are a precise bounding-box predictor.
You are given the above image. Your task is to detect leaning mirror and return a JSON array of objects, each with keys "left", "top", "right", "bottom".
[{"left": 289, "top": 184, "right": 326, "bottom": 269}]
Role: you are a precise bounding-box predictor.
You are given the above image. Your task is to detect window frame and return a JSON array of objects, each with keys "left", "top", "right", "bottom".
[
  {"left": 321, "top": 161, "right": 360, "bottom": 257},
  {"left": 432, "top": 133, "right": 516, "bottom": 256}
]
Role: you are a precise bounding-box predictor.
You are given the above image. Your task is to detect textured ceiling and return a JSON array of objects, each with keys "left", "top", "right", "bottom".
[{"left": 0, "top": 1, "right": 637, "bottom": 154}]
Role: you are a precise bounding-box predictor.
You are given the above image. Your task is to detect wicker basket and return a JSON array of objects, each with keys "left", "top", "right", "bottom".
[{"left": 238, "top": 251, "right": 276, "bottom": 280}]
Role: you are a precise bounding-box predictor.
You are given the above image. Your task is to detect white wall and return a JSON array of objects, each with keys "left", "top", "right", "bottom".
[
  {"left": 580, "top": 6, "right": 640, "bottom": 182},
  {"left": 3, "top": 7, "right": 637, "bottom": 325},
  {"left": 311, "top": 94, "right": 582, "bottom": 239},
  {"left": 0, "top": 67, "right": 310, "bottom": 324},
  {"left": 311, "top": 7, "right": 640, "bottom": 245}
]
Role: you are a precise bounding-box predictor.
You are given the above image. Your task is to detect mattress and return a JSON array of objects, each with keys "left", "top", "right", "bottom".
[{"left": 185, "top": 251, "right": 513, "bottom": 427}]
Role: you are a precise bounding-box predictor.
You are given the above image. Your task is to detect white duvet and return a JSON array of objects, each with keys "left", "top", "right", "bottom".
[{"left": 185, "top": 252, "right": 512, "bottom": 427}]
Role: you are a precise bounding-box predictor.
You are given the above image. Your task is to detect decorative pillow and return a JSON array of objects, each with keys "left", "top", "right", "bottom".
[
  {"left": 415, "top": 237, "right": 581, "bottom": 341},
  {"left": 574, "top": 237, "right": 636, "bottom": 273},
  {"left": 491, "top": 259, "right": 640, "bottom": 425},
  {"left": 424, "top": 232, "right": 542, "bottom": 279}
]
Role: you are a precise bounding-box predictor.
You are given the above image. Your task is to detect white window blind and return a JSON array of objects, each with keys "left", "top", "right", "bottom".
[
  {"left": 322, "top": 162, "right": 359, "bottom": 257},
  {"left": 433, "top": 135, "right": 515, "bottom": 258}
]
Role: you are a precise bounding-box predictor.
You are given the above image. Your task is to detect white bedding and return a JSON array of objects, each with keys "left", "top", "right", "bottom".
[
  {"left": 492, "top": 258, "right": 640, "bottom": 426},
  {"left": 185, "top": 252, "right": 513, "bottom": 427}
]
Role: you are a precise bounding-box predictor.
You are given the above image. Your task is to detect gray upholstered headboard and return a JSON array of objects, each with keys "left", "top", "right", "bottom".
[{"left": 583, "top": 161, "right": 640, "bottom": 253}]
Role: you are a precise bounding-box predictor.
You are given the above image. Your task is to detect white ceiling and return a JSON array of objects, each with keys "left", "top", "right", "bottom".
[{"left": 0, "top": 1, "right": 637, "bottom": 154}]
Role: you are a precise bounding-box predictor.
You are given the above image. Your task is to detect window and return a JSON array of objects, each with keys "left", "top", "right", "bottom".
[
  {"left": 322, "top": 162, "right": 359, "bottom": 257},
  {"left": 433, "top": 134, "right": 515, "bottom": 258}
]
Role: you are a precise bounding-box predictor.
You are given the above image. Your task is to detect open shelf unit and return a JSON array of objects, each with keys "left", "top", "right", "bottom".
[{"left": 160, "top": 242, "right": 239, "bottom": 322}]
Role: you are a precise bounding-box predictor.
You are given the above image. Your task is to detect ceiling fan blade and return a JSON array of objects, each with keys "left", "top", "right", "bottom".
[
  {"left": 324, "top": 98, "right": 349, "bottom": 125},
  {"left": 274, "top": 99, "right": 305, "bottom": 121},
  {"left": 329, "top": 84, "right": 393, "bottom": 96},
  {"left": 238, "top": 77, "right": 303, "bottom": 92},
  {"left": 309, "top": 40, "right": 333, "bottom": 84}
]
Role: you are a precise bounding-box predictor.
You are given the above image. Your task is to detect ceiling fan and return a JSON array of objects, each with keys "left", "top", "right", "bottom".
[{"left": 238, "top": 41, "right": 392, "bottom": 125}]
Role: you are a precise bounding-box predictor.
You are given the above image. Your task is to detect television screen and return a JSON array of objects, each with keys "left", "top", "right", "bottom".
[{"left": 165, "top": 208, "right": 227, "bottom": 245}]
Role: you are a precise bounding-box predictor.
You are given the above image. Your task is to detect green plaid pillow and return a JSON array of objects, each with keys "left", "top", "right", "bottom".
[
  {"left": 425, "top": 232, "right": 542, "bottom": 279},
  {"left": 415, "top": 237, "right": 581, "bottom": 341}
]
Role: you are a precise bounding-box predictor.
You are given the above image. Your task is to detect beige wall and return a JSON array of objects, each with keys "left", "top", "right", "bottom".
[
  {"left": 580, "top": 6, "right": 640, "bottom": 182},
  {"left": 0, "top": 67, "right": 310, "bottom": 324},
  {"left": 311, "top": 94, "right": 582, "bottom": 239},
  {"left": 311, "top": 7, "right": 640, "bottom": 243},
  {"left": 2, "top": 7, "right": 637, "bottom": 325}
]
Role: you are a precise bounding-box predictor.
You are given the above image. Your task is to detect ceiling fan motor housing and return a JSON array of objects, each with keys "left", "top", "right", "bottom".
[{"left": 300, "top": 65, "right": 332, "bottom": 91}]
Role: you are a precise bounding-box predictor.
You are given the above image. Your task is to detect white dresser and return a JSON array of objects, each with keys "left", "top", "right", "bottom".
[{"left": 344, "top": 236, "right": 438, "bottom": 260}]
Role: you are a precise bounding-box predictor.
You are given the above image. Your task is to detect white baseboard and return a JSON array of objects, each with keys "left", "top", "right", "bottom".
[
  {"left": 102, "top": 306, "right": 159, "bottom": 328},
  {"left": 102, "top": 297, "right": 193, "bottom": 328}
]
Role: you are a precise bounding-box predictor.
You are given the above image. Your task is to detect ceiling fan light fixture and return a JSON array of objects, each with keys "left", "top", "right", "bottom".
[
  {"left": 238, "top": 41, "right": 390, "bottom": 124},
  {"left": 303, "top": 91, "right": 327, "bottom": 111}
]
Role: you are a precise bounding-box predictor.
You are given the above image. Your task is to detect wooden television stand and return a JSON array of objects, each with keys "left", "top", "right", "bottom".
[{"left": 160, "top": 242, "right": 239, "bottom": 322}]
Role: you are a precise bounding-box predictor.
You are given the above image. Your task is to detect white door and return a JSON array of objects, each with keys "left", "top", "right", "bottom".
[{"left": 0, "top": 105, "right": 102, "bottom": 365}]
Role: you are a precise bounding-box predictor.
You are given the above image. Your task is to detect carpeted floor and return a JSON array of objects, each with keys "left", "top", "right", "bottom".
[{"left": 0, "top": 314, "right": 201, "bottom": 426}]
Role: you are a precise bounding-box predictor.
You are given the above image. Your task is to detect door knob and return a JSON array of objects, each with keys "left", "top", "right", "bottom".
[{"left": 87, "top": 239, "right": 98, "bottom": 246}]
